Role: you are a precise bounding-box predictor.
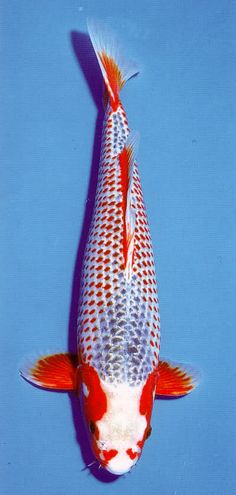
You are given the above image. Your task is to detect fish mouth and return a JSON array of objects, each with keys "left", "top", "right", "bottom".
[
  {"left": 104, "top": 456, "right": 138, "bottom": 476},
  {"left": 105, "top": 466, "right": 131, "bottom": 476}
]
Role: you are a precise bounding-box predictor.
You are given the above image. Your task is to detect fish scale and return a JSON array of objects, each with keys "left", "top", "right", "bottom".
[{"left": 78, "top": 102, "right": 160, "bottom": 385}]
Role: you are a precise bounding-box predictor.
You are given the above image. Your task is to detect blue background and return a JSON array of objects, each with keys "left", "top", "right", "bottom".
[{"left": 1, "top": 1, "right": 236, "bottom": 494}]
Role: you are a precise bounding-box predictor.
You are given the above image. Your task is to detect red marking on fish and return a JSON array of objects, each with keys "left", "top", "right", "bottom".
[{"left": 80, "top": 363, "right": 107, "bottom": 422}]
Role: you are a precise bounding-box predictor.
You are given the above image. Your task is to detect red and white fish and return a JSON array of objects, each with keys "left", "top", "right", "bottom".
[{"left": 21, "top": 21, "right": 199, "bottom": 476}]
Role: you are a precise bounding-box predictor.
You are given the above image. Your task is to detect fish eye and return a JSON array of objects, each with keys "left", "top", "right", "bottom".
[
  {"left": 146, "top": 426, "right": 152, "bottom": 439},
  {"left": 89, "top": 421, "right": 96, "bottom": 434}
]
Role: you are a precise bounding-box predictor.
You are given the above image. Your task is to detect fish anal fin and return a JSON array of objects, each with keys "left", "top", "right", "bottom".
[
  {"left": 156, "top": 359, "right": 200, "bottom": 398},
  {"left": 20, "top": 353, "right": 78, "bottom": 391}
]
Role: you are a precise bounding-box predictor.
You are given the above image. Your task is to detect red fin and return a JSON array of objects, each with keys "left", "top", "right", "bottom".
[
  {"left": 156, "top": 360, "right": 200, "bottom": 398},
  {"left": 20, "top": 353, "right": 78, "bottom": 390},
  {"left": 98, "top": 51, "right": 124, "bottom": 106},
  {"left": 119, "top": 131, "right": 139, "bottom": 281},
  {"left": 87, "top": 20, "right": 139, "bottom": 109}
]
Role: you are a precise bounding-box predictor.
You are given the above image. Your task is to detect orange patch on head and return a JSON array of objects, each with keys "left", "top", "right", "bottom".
[
  {"left": 80, "top": 364, "right": 107, "bottom": 422},
  {"left": 139, "top": 370, "right": 157, "bottom": 446}
]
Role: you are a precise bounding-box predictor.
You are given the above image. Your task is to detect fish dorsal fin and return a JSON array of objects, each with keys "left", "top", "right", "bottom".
[{"left": 119, "top": 131, "right": 140, "bottom": 282}]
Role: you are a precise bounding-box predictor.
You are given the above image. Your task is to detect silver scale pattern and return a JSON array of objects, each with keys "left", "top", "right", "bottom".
[{"left": 78, "top": 103, "right": 160, "bottom": 386}]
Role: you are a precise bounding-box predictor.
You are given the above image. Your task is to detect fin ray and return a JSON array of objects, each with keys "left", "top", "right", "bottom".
[
  {"left": 156, "top": 359, "right": 200, "bottom": 398},
  {"left": 20, "top": 353, "right": 77, "bottom": 390},
  {"left": 119, "top": 131, "right": 139, "bottom": 281},
  {"left": 87, "top": 20, "right": 139, "bottom": 107}
]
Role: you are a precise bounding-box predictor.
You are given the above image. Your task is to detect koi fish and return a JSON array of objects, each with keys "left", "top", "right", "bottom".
[{"left": 21, "top": 21, "right": 199, "bottom": 476}]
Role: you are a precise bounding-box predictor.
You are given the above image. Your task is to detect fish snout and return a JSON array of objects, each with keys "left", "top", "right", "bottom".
[{"left": 105, "top": 452, "right": 138, "bottom": 475}]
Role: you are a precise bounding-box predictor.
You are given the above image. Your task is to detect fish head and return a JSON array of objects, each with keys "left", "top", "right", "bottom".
[{"left": 80, "top": 364, "right": 157, "bottom": 475}]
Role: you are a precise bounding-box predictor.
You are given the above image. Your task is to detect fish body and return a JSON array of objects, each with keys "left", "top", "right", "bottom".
[
  {"left": 21, "top": 21, "right": 199, "bottom": 477},
  {"left": 75, "top": 24, "right": 161, "bottom": 473},
  {"left": 78, "top": 90, "right": 160, "bottom": 387}
]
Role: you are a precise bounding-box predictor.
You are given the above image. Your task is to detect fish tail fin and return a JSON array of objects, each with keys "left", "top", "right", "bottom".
[{"left": 87, "top": 19, "right": 139, "bottom": 109}]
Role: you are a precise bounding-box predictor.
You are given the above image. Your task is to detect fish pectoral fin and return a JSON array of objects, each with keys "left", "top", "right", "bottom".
[
  {"left": 20, "top": 352, "right": 78, "bottom": 391},
  {"left": 155, "top": 359, "right": 200, "bottom": 398}
]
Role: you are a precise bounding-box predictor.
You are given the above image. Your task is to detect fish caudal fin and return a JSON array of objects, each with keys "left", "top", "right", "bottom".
[
  {"left": 156, "top": 360, "right": 200, "bottom": 398},
  {"left": 87, "top": 19, "right": 139, "bottom": 109},
  {"left": 20, "top": 353, "right": 78, "bottom": 390},
  {"left": 119, "top": 131, "right": 139, "bottom": 281}
]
